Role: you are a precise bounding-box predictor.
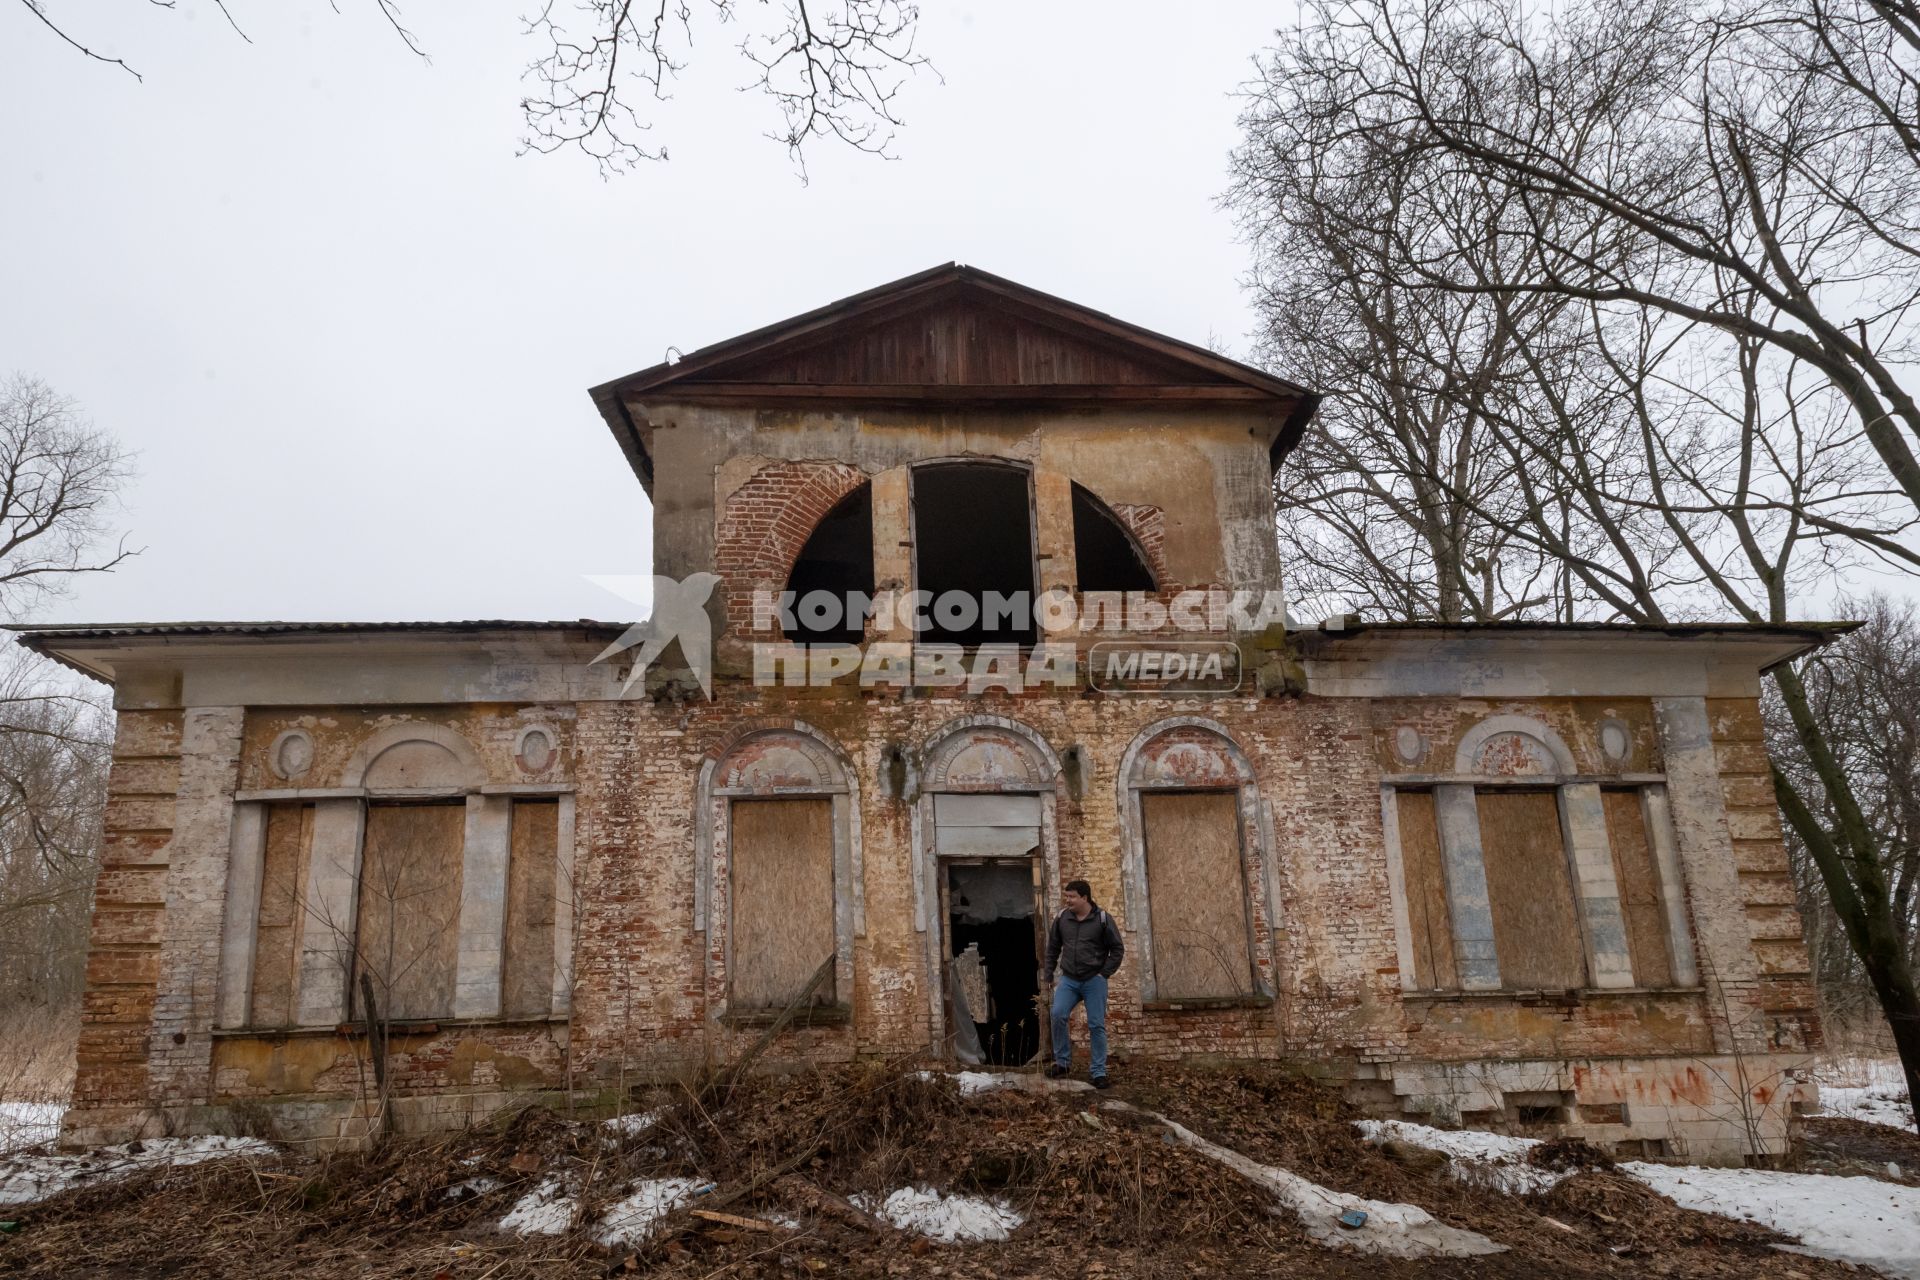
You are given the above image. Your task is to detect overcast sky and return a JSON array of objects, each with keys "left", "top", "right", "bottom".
[{"left": 0, "top": 1, "right": 1300, "bottom": 626}]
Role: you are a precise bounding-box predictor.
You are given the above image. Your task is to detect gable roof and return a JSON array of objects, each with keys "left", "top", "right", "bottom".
[{"left": 588, "top": 263, "right": 1319, "bottom": 493}]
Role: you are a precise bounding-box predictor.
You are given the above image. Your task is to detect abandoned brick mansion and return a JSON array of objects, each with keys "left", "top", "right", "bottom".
[{"left": 21, "top": 265, "right": 1833, "bottom": 1159}]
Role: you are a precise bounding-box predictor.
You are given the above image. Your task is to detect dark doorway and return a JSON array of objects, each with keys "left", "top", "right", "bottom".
[
  {"left": 912, "top": 463, "right": 1037, "bottom": 646},
  {"left": 946, "top": 862, "right": 1040, "bottom": 1065},
  {"left": 783, "top": 484, "right": 874, "bottom": 645},
  {"left": 1071, "top": 482, "right": 1156, "bottom": 593}
]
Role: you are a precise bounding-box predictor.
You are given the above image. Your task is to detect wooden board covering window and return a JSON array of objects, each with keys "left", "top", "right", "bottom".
[
  {"left": 1476, "top": 790, "right": 1587, "bottom": 990},
  {"left": 1141, "top": 790, "right": 1254, "bottom": 998},
  {"left": 502, "top": 799, "right": 560, "bottom": 1018},
  {"left": 354, "top": 802, "right": 464, "bottom": 1021},
  {"left": 1603, "top": 788, "right": 1675, "bottom": 988},
  {"left": 730, "top": 797, "right": 836, "bottom": 1009},
  {"left": 250, "top": 802, "right": 313, "bottom": 1026},
  {"left": 1396, "top": 791, "right": 1458, "bottom": 989}
]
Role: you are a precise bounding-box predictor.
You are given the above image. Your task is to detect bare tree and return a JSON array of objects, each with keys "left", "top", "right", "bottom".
[
  {"left": 14, "top": 0, "right": 932, "bottom": 176},
  {"left": 1766, "top": 596, "right": 1920, "bottom": 1045},
  {"left": 0, "top": 374, "right": 130, "bottom": 1111},
  {"left": 1263, "top": 0, "right": 1920, "bottom": 522},
  {"left": 1232, "top": 0, "right": 1920, "bottom": 1128}
]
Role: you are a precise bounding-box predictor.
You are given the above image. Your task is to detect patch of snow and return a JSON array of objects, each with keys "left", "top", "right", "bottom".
[
  {"left": 499, "top": 1179, "right": 577, "bottom": 1235},
  {"left": 852, "top": 1186, "right": 1024, "bottom": 1243},
  {"left": 1354, "top": 1119, "right": 1570, "bottom": 1195},
  {"left": 594, "top": 1177, "right": 703, "bottom": 1247},
  {"left": 1107, "top": 1104, "right": 1502, "bottom": 1258},
  {"left": 0, "top": 1135, "right": 275, "bottom": 1207},
  {"left": 915, "top": 1069, "right": 1091, "bottom": 1096},
  {"left": 1356, "top": 1114, "right": 1920, "bottom": 1280},
  {"left": 442, "top": 1176, "right": 500, "bottom": 1202},
  {"left": 603, "top": 1110, "right": 660, "bottom": 1137},
  {"left": 0, "top": 1102, "right": 64, "bottom": 1155},
  {"left": 1811, "top": 1058, "right": 1913, "bottom": 1131},
  {"left": 1627, "top": 1161, "right": 1920, "bottom": 1280}
]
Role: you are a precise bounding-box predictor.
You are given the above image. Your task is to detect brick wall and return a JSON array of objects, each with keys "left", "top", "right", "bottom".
[
  {"left": 713, "top": 460, "right": 870, "bottom": 638},
  {"left": 60, "top": 679, "right": 1818, "bottom": 1152},
  {"left": 1707, "top": 697, "right": 1823, "bottom": 1052},
  {"left": 65, "top": 709, "right": 182, "bottom": 1145}
]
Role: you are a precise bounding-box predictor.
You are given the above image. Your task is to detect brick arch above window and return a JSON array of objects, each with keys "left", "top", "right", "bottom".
[{"left": 714, "top": 460, "right": 871, "bottom": 636}]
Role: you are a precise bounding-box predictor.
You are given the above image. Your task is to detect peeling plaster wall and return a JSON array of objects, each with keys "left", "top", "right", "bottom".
[
  {"left": 57, "top": 630, "right": 1819, "bottom": 1157},
  {"left": 639, "top": 403, "right": 1287, "bottom": 624}
]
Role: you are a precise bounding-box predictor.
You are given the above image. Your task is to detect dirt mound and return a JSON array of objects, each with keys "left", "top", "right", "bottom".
[
  {"left": 1529, "top": 1135, "right": 1617, "bottom": 1173},
  {"left": 0, "top": 1064, "right": 1880, "bottom": 1278}
]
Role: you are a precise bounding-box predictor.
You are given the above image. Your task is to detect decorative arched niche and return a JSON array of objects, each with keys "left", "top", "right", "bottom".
[
  {"left": 1454, "top": 714, "right": 1580, "bottom": 778},
  {"left": 914, "top": 715, "right": 1064, "bottom": 1053},
  {"left": 1117, "top": 718, "right": 1278, "bottom": 1004},
  {"left": 341, "top": 722, "right": 486, "bottom": 792},
  {"left": 697, "top": 722, "right": 861, "bottom": 1021}
]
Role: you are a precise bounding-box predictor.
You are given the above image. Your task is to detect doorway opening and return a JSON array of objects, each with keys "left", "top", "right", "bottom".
[{"left": 946, "top": 861, "right": 1040, "bottom": 1066}]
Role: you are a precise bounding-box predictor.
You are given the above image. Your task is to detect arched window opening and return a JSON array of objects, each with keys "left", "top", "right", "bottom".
[
  {"left": 912, "top": 462, "right": 1037, "bottom": 646},
  {"left": 783, "top": 483, "right": 874, "bottom": 645},
  {"left": 1071, "top": 482, "right": 1155, "bottom": 593}
]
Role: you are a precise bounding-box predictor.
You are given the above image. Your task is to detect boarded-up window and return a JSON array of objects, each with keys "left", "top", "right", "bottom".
[
  {"left": 250, "top": 802, "right": 313, "bottom": 1026},
  {"left": 1141, "top": 790, "right": 1254, "bottom": 998},
  {"left": 1477, "top": 790, "right": 1586, "bottom": 990},
  {"left": 502, "top": 799, "right": 559, "bottom": 1018},
  {"left": 354, "top": 802, "right": 464, "bottom": 1021},
  {"left": 730, "top": 797, "right": 835, "bottom": 1008},
  {"left": 1395, "top": 791, "right": 1457, "bottom": 989},
  {"left": 1603, "top": 788, "right": 1675, "bottom": 988}
]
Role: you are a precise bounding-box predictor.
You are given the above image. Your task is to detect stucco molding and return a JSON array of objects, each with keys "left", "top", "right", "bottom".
[{"left": 340, "top": 721, "right": 487, "bottom": 791}]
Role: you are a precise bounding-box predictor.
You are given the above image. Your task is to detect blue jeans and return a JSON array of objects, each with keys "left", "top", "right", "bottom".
[{"left": 1050, "top": 973, "right": 1108, "bottom": 1077}]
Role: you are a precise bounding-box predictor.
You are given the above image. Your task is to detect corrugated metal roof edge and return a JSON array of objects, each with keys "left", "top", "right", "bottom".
[{"left": 9, "top": 619, "right": 634, "bottom": 640}]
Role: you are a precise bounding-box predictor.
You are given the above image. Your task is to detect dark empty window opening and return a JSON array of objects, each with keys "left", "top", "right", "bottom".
[
  {"left": 1506, "top": 1090, "right": 1574, "bottom": 1128},
  {"left": 1071, "top": 483, "right": 1155, "bottom": 593},
  {"left": 912, "top": 463, "right": 1037, "bottom": 646},
  {"left": 783, "top": 484, "right": 874, "bottom": 645}
]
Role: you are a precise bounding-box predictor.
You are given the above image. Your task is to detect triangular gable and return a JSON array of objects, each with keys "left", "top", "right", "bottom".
[{"left": 589, "top": 264, "right": 1319, "bottom": 491}]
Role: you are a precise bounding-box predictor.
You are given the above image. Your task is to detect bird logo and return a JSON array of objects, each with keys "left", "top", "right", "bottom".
[{"left": 587, "top": 572, "right": 722, "bottom": 698}]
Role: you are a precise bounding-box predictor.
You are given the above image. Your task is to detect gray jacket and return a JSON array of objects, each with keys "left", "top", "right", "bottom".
[{"left": 1045, "top": 904, "right": 1125, "bottom": 981}]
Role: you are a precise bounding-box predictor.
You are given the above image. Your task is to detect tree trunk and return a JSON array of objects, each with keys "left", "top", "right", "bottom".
[{"left": 1772, "top": 666, "right": 1920, "bottom": 1132}]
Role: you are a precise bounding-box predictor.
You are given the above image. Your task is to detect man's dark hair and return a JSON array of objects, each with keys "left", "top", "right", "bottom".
[{"left": 1064, "top": 878, "right": 1092, "bottom": 900}]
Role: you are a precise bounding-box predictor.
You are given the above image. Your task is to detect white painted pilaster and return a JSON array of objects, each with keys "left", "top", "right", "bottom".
[
  {"left": 550, "top": 794, "right": 577, "bottom": 1016},
  {"left": 1433, "top": 783, "right": 1501, "bottom": 990},
  {"left": 453, "top": 794, "right": 513, "bottom": 1019},
  {"left": 1642, "top": 784, "right": 1701, "bottom": 987},
  {"left": 296, "top": 799, "right": 366, "bottom": 1026},
  {"left": 215, "top": 802, "right": 267, "bottom": 1028},
  {"left": 1379, "top": 786, "right": 1418, "bottom": 990},
  {"left": 1558, "top": 782, "right": 1634, "bottom": 989}
]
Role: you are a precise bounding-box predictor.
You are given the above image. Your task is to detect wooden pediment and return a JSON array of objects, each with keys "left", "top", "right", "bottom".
[{"left": 589, "top": 263, "right": 1319, "bottom": 488}]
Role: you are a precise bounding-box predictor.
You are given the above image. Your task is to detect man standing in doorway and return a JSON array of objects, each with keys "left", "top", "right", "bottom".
[{"left": 1043, "top": 879, "right": 1125, "bottom": 1087}]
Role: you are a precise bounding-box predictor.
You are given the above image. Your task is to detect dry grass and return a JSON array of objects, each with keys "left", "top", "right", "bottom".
[
  {"left": 0, "top": 1062, "right": 1889, "bottom": 1279},
  {"left": 0, "top": 1004, "right": 77, "bottom": 1102}
]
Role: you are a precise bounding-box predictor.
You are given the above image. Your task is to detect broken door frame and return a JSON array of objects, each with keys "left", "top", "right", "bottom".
[
  {"left": 938, "top": 853, "right": 1045, "bottom": 1066},
  {"left": 912, "top": 714, "right": 1061, "bottom": 1059}
]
